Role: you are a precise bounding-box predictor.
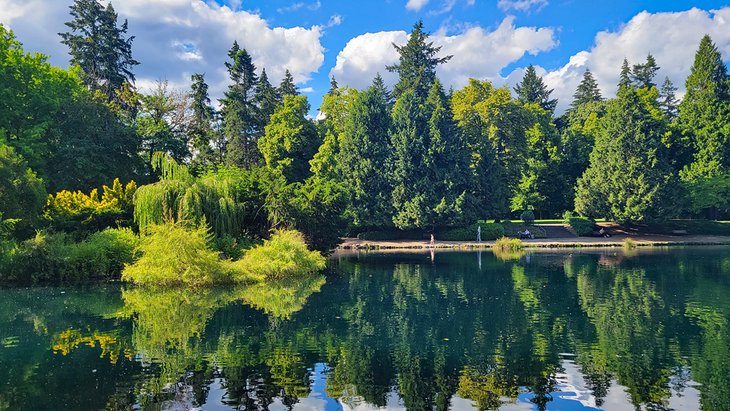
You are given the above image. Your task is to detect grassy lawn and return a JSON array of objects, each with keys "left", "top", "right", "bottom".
[{"left": 533, "top": 218, "right": 607, "bottom": 224}]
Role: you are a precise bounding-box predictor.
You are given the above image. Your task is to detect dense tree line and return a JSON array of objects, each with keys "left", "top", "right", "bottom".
[{"left": 2, "top": 0, "right": 730, "bottom": 250}]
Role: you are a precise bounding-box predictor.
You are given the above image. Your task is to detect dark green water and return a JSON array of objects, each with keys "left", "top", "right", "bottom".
[{"left": 1, "top": 247, "right": 729, "bottom": 411}]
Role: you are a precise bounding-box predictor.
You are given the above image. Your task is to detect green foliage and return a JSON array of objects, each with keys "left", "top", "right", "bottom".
[
  {"left": 137, "top": 81, "right": 190, "bottom": 167},
  {"left": 221, "top": 41, "right": 260, "bottom": 168},
  {"left": 288, "top": 177, "right": 350, "bottom": 252},
  {"left": 122, "top": 222, "right": 229, "bottom": 287},
  {"left": 494, "top": 237, "right": 523, "bottom": 251},
  {"left": 0, "top": 140, "right": 46, "bottom": 235},
  {"left": 259, "top": 95, "right": 320, "bottom": 182},
  {"left": 678, "top": 35, "right": 730, "bottom": 183},
  {"left": 134, "top": 154, "right": 269, "bottom": 239},
  {"left": 623, "top": 237, "right": 637, "bottom": 250},
  {"left": 44, "top": 178, "right": 137, "bottom": 235},
  {"left": 514, "top": 65, "right": 557, "bottom": 112},
  {"left": 232, "top": 230, "right": 326, "bottom": 282},
  {"left": 568, "top": 216, "right": 596, "bottom": 236},
  {"left": 451, "top": 79, "right": 527, "bottom": 218},
  {"left": 520, "top": 210, "right": 535, "bottom": 225},
  {"left": 59, "top": 0, "right": 139, "bottom": 105},
  {"left": 387, "top": 20, "right": 451, "bottom": 100},
  {"left": 1, "top": 25, "right": 140, "bottom": 192},
  {"left": 683, "top": 173, "right": 730, "bottom": 217},
  {"left": 339, "top": 75, "right": 393, "bottom": 228},
  {"left": 438, "top": 223, "right": 504, "bottom": 241},
  {"left": 575, "top": 87, "right": 679, "bottom": 223},
  {"left": 0, "top": 228, "right": 138, "bottom": 283},
  {"left": 571, "top": 69, "right": 603, "bottom": 109}
]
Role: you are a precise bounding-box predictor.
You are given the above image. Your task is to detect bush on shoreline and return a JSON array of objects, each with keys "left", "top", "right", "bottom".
[
  {"left": 568, "top": 217, "right": 596, "bottom": 236},
  {"left": 121, "top": 223, "right": 325, "bottom": 287},
  {"left": 0, "top": 228, "right": 138, "bottom": 283}
]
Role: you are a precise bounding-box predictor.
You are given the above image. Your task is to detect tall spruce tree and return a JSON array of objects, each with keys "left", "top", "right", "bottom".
[
  {"left": 278, "top": 69, "right": 298, "bottom": 98},
  {"left": 514, "top": 65, "right": 558, "bottom": 112},
  {"left": 658, "top": 77, "right": 679, "bottom": 120},
  {"left": 387, "top": 20, "right": 452, "bottom": 100},
  {"left": 220, "top": 42, "right": 259, "bottom": 168},
  {"left": 340, "top": 75, "right": 393, "bottom": 228},
  {"left": 618, "top": 59, "right": 632, "bottom": 90},
  {"left": 189, "top": 73, "right": 215, "bottom": 161},
  {"left": 253, "top": 68, "right": 279, "bottom": 131},
  {"left": 390, "top": 89, "right": 432, "bottom": 229},
  {"left": 678, "top": 35, "right": 730, "bottom": 181},
  {"left": 571, "top": 69, "right": 602, "bottom": 109},
  {"left": 60, "top": 0, "right": 139, "bottom": 106},
  {"left": 631, "top": 54, "right": 660, "bottom": 89},
  {"left": 425, "top": 80, "right": 474, "bottom": 225},
  {"left": 575, "top": 86, "right": 678, "bottom": 223}
]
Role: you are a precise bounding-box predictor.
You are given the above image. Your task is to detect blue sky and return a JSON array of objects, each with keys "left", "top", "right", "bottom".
[{"left": 1, "top": 0, "right": 729, "bottom": 113}]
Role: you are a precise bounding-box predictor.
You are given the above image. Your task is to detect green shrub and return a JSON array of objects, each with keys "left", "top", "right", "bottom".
[
  {"left": 44, "top": 178, "right": 137, "bottom": 237},
  {"left": 122, "top": 223, "right": 230, "bottom": 287},
  {"left": 623, "top": 237, "right": 637, "bottom": 250},
  {"left": 568, "top": 217, "right": 596, "bottom": 236},
  {"left": 494, "top": 237, "right": 524, "bottom": 251},
  {"left": 520, "top": 210, "right": 535, "bottom": 225},
  {"left": 233, "top": 230, "right": 326, "bottom": 281},
  {"left": 2, "top": 228, "right": 140, "bottom": 283},
  {"left": 562, "top": 211, "right": 574, "bottom": 224},
  {"left": 439, "top": 223, "right": 504, "bottom": 241}
]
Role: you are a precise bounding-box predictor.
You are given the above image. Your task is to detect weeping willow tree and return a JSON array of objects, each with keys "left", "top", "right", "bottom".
[{"left": 134, "top": 152, "right": 269, "bottom": 238}]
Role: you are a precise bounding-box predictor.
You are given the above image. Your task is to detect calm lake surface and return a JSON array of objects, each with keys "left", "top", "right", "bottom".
[{"left": 1, "top": 247, "right": 729, "bottom": 411}]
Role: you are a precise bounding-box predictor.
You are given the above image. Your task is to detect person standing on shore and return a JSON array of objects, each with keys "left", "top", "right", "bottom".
[
  {"left": 477, "top": 225, "right": 481, "bottom": 243},
  {"left": 430, "top": 233, "right": 435, "bottom": 248}
]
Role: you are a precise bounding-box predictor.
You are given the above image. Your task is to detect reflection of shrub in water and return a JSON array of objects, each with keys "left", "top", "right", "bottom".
[
  {"left": 237, "top": 275, "right": 326, "bottom": 319},
  {"left": 492, "top": 248, "right": 526, "bottom": 261}
]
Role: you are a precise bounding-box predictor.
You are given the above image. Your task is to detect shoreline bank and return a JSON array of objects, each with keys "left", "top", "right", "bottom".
[{"left": 337, "top": 235, "right": 730, "bottom": 251}]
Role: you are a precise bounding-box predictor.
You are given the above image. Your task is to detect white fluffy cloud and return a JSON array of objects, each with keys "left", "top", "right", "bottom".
[
  {"left": 330, "top": 17, "right": 556, "bottom": 90},
  {"left": 406, "top": 0, "right": 429, "bottom": 12},
  {"left": 529, "top": 7, "right": 730, "bottom": 113},
  {"left": 0, "top": 0, "right": 326, "bottom": 100}
]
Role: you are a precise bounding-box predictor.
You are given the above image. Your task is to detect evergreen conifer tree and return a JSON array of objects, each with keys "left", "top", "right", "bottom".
[
  {"left": 339, "top": 76, "right": 394, "bottom": 227},
  {"left": 387, "top": 20, "right": 452, "bottom": 100},
  {"left": 278, "top": 69, "right": 298, "bottom": 98},
  {"left": 618, "top": 59, "right": 632, "bottom": 90},
  {"left": 253, "top": 68, "right": 279, "bottom": 131},
  {"left": 575, "top": 86, "right": 678, "bottom": 222},
  {"left": 220, "top": 41, "right": 259, "bottom": 168},
  {"left": 678, "top": 35, "right": 730, "bottom": 181},
  {"left": 631, "top": 54, "right": 660, "bottom": 89},
  {"left": 571, "top": 69, "right": 602, "bottom": 109},
  {"left": 513, "top": 65, "right": 558, "bottom": 112},
  {"left": 189, "top": 73, "right": 215, "bottom": 161},
  {"left": 60, "top": 0, "right": 139, "bottom": 107},
  {"left": 659, "top": 77, "right": 679, "bottom": 120}
]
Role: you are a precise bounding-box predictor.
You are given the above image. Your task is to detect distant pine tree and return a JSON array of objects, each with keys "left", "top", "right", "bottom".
[
  {"left": 278, "top": 69, "right": 298, "bottom": 98},
  {"left": 513, "top": 65, "right": 558, "bottom": 113},
  {"left": 571, "top": 69, "right": 602, "bottom": 109}
]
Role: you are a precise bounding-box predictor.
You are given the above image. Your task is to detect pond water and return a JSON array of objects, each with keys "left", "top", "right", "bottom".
[{"left": 1, "top": 247, "right": 729, "bottom": 411}]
